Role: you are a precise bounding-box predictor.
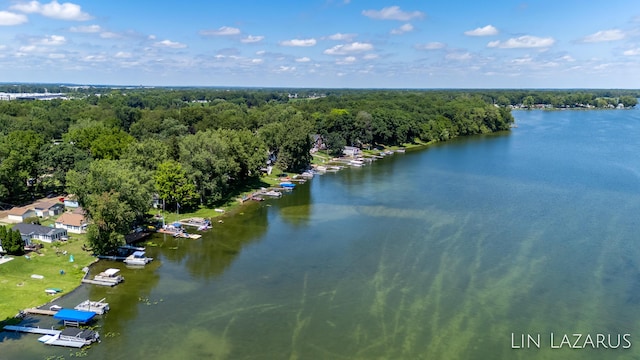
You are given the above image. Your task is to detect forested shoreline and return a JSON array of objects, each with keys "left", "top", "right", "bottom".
[{"left": 1, "top": 86, "right": 634, "bottom": 253}]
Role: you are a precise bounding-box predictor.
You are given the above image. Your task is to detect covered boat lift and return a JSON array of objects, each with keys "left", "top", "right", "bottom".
[{"left": 53, "top": 309, "right": 96, "bottom": 327}]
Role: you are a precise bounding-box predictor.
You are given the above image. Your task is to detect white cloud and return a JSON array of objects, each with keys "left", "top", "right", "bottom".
[
  {"left": 336, "top": 56, "right": 357, "bottom": 65},
  {"left": 251, "top": 58, "right": 263, "bottom": 64},
  {"left": 362, "top": 6, "right": 425, "bottom": 21},
  {"left": 154, "top": 39, "right": 187, "bottom": 49},
  {"left": 256, "top": 50, "right": 266, "bottom": 55},
  {"left": 11, "top": 0, "right": 92, "bottom": 21},
  {"left": 581, "top": 29, "right": 625, "bottom": 43},
  {"left": 100, "top": 32, "right": 121, "bottom": 39},
  {"left": 0, "top": 11, "right": 28, "bottom": 25},
  {"left": 240, "top": 35, "right": 264, "bottom": 43},
  {"left": 328, "top": 33, "right": 356, "bottom": 41},
  {"left": 275, "top": 66, "right": 295, "bottom": 73},
  {"left": 19, "top": 45, "right": 38, "bottom": 52},
  {"left": 295, "top": 57, "right": 311, "bottom": 62},
  {"left": 415, "top": 42, "right": 446, "bottom": 50},
  {"left": 280, "top": 38, "right": 316, "bottom": 47},
  {"left": 114, "top": 51, "right": 132, "bottom": 58},
  {"left": 391, "top": 23, "right": 414, "bottom": 35},
  {"left": 510, "top": 56, "right": 532, "bottom": 65},
  {"left": 81, "top": 54, "right": 107, "bottom": 62},
  {"left": 445, "top": 52, "right": 472, "bottom": 61},
  {"left": 48, "top": 53, "right": 65, "bottom": 59},
  {"left": 623, "top": 48, "right": 640, "bottom": 56},
  {"left": 487, "top": 35, "right": 555, "bottom": 49},
  {"left": 69, "top": 24, "right": 101, "bottom": 33},
  {"left": 36, "top": 34, "right": 66, "bottom": 45},
  {"left": 200, "top": 26, "right": 241, "bottom": 36},
  {"left": 323, "top": 42, "right": 373, "bottom": 55},
  {"left": 363, "top": 53, "right": 378, "bottom": 60},
  {"left": 464, "top": 25, "right": 498, "bottom": 36}
]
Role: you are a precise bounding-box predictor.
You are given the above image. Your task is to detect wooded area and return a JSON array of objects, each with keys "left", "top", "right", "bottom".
[{"left": 1, "top": 86, "right": 634, "bottom": 253}]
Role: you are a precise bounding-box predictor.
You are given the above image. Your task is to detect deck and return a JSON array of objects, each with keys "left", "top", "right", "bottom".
[{"left": 23, "top": 308, "right": 58, "bottom": 316}]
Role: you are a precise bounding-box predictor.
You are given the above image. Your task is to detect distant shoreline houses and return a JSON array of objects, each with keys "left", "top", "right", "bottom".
[{"left": 0, "top": 92, "right": 68, "bottom": 101}]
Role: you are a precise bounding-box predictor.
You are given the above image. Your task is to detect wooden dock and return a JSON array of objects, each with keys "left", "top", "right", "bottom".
[
  {"left": 81, "top": 278, "right": 118, "bottom": 286},
  {"left": 23, "top": 308, "right": 58, "bottom": 316}
]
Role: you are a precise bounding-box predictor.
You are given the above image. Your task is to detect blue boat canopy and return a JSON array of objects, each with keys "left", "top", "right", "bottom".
[
  {"left": 132, "top": 251, "right": 146, "bottom": 257},
  {"left": 172, "top": 222, "right": 181, "bottom": 227},
  {"left": 53, "top": 309, "right": 96, "bottom": 323}
]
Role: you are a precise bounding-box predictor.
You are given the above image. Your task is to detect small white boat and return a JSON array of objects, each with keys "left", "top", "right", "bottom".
[
  {"left": 74, "top": 298, "right": 109, "bottom": 315},
  {"left": 93, "top": 268, "right": 124, "bottom": 284},
  {"left": 38, "top": 328, "right": 100, "bottom": 347},
  {"left": 349, "top": 159, "right": 364, "bottom": 167},
  {"left": 124, "top": 251, "right": 153, "bottom": 266}
]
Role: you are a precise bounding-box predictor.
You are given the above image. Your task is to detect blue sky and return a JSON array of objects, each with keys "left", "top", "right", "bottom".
[{"left": 0, "top": 0, "right": 639, "bottom": 88}]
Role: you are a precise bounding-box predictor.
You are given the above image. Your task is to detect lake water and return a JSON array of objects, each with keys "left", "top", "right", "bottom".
[{"left": 2, "top": 108, "right": 640, "bottom": 359}]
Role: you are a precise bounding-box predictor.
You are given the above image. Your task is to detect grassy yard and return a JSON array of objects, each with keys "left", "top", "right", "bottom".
[
  {"left": 156, "top": 170, "right": 288, "bottom": 224},
  {"left": 0, "top": 234, "right": 95, "bottom": 323}
]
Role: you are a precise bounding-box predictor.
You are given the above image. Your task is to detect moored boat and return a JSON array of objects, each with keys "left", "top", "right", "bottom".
[
  {"left": 93, "top": 268, "right": 124, "bottom": 284},
  {"left": 124, "top": 251, "right": 153, "bottom": 266},
  {"left": 74, "top": 298, "right": 109, "bottom": 315}
]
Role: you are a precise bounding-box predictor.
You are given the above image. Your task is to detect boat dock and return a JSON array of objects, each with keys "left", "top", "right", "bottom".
[
  {"left": 4, "top": 325, "right": 61, "bottom": 336},
  {"left": 81, "top": 278, "right": 118, "bottom": 286},
  {"left": 176, "top": 217, "right": 211, "bottom": 228},
  {"left": 23, "top": 308, "right": 58, "bottom": 316},
  {"left": 97, "top": 255, "right": 127, "bottom": 261}
]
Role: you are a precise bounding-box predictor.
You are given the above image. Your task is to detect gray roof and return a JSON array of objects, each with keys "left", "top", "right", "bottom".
[{"left": 12, "top": 223, "right": 67, "bottom": 237}]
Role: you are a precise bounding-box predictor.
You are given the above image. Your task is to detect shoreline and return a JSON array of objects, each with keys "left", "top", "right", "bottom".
[{"left": 0, "top": 137, "right": 475, "bottom": 326}]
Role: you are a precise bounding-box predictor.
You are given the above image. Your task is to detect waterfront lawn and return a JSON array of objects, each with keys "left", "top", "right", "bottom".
[
  {"left": 0, "top": 235, "right": 95, "bottom": 323},
  {"left": 156, "top": 171, "right": 285, "bottom": 224}
]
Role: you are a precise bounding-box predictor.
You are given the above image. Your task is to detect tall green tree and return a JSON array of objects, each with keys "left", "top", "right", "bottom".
[
  {"left": 38, "top": 142, "right": 91, "bottom": 192},
  {"left": 0, "top": 130, "right": 46, "bottom": 201},
  {"left": 154, "top": 160, "right": 198, "bottom": 211},
  {"left": 1, "top": 227, "right": 24, "bottom": 255},
  {"left": 66, "top": 159, "right": 152, "bottom": 254},
  {"left": 179, "top": 130, "right": 233, "bottom": 205}
]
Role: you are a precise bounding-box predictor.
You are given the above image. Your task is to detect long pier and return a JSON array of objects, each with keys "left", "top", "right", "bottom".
[{"left": 3, "top": 325, "right": 61, "bottom": 336}]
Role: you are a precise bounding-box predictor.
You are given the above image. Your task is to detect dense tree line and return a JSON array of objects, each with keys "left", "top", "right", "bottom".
[
  {"left": 475, "top": 89, "right": 639, "bottom": 108},
  {"left": 0, "top": 88, "right": 518, "bottom": 253},
  {"left": 0, "top": 225, "right": 24, "bottom": 255}
]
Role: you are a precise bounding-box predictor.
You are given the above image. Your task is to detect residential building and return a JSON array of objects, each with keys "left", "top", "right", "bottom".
[
  {"left": 12, "top": 223, "right": 68, "bottom": 243},
  {"left": 55, "top": 213, "right": 88, "bottom": 234},
  {"left": 7, "top": 207, "right": 37, "bottom": 223}
]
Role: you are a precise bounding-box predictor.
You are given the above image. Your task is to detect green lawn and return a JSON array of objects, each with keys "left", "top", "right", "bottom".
[
  {"left": 0, "top": 234, "right": 95, "bottom": 323},
  {"left": 156, "top": 170, "right": 288, "bottom": 224}
]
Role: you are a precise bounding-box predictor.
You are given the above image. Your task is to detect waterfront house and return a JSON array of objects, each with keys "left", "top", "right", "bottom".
[
  {"left": 343, "top": 146, "right": 361, "bottom": 157},
  {"left": 63, "top": 195, "right": 79, "bottom": 208},
  {"left": 7, "top": 207, "right": 37, "bottom": 223},
  {"left": 12, "top": 223, "right": 67, "bottom": 243},
  {"left": 34, "top": 200, "right": 65, "bottom": 217},
  {"left": 55, "top": 213, "right": 88, "bottom": 234}
]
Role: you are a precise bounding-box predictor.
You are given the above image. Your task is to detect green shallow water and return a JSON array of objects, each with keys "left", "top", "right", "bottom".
[{"left": 2, "top": 108, "right": 640, "bottom": 359}]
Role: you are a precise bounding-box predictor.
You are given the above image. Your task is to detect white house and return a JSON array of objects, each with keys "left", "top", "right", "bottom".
[
  {"left": 13, "top": 223, "right": 67, "bottom": 243},
  {"left": 55, "top": 213, "right": 87, "bottom": 234},
  {"left": 7, "top": 207, "right": 36, "bottom": 223},
  {"left": 33, "top": 199, "right": 64, "bottom": 217},
  {"left": 343, "top": 146, "right": 361, "bottom": 157}
]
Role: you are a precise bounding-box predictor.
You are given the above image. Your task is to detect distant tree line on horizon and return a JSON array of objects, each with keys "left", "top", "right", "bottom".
[{"left": 11, "top": 87, "right": 625, "bottom": 254}]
